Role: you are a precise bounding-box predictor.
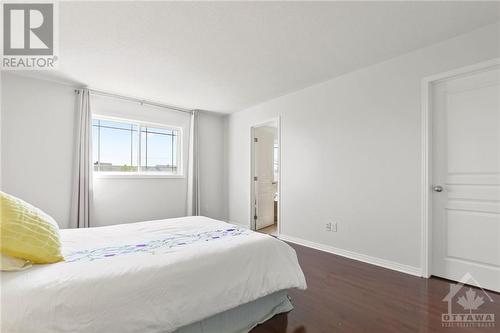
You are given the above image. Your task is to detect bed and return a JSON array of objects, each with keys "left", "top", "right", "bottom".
[{"left": 1, "top": 216, "right": 307, "bottom": 333}]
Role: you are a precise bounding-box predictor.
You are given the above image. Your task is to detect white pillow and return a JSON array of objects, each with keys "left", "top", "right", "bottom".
[{"left": 0, "top": 253, "right": 32, "bottom": 271}]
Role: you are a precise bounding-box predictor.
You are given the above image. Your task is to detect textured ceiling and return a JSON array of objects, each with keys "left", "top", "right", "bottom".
[{"left": 25, "top": 1, "right": 500, "bottom": 113}]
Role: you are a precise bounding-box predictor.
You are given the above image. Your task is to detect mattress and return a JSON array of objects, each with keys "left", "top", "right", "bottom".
[{"left": 1, "top": 216, "right": 306, "bottom": 333}]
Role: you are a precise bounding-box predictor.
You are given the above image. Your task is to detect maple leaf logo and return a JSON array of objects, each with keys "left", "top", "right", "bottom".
[{"left": 457, "top": 288, "right": 485, "bottom": 313}]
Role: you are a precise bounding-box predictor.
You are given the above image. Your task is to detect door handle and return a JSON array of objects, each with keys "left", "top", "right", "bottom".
[{"left": 432, "top": 185, "right": 444, "bottom": 192}]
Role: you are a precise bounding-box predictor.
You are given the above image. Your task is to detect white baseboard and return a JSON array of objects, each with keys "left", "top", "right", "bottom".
[{"left": 278, "top": 234, "right": 423, "bottom": 277}]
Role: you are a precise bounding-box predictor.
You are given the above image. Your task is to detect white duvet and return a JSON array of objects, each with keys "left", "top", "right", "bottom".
[{"left": 1, "top": 216, "right": 306, "bottom": 333}]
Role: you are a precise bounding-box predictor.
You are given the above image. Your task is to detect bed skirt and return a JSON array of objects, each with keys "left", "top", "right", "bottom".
[{"left": 175, "top": 291, "right": 292, "bottom": 333}]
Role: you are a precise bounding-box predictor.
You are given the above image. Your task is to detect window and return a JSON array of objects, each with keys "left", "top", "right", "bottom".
[{"left": 92, "top": 117, "right": 181, "bottom": 176}]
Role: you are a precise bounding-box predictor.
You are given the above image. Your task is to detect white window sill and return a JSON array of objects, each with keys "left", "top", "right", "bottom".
[{"left": 94, "top": 173, "right": 185, "bottom": 179}]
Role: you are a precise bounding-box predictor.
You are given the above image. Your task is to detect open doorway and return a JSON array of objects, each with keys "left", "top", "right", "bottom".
[{"left": 251, "top": 119, "right": 280, "bottom": 237}]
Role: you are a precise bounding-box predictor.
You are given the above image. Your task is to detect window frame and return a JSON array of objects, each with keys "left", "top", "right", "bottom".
[{"left": 92, "top": 115, "right": 184, "bottom": 179}]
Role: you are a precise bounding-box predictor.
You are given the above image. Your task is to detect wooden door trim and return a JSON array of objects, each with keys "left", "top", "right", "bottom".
[{"left": 420, "top": 58, "right": 500, "bottom": 278}]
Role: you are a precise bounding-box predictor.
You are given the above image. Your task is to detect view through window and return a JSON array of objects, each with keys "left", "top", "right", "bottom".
[{"left": 92, "top": 118, "right": 180, "bottom": 174}]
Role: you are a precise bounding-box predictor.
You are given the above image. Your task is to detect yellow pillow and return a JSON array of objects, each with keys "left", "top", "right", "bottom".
[{"left": 0, "top": 191, "right": 63, "bottom": 264}]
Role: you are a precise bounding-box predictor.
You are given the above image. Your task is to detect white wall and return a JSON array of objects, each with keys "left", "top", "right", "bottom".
[
  {"left": 1, "top": 73, "right": 227, "bottom": 228},
  {"left": 0, "top": 73, "right": 2, "bottom": 190},
  {"left": 1, "top": 73, "right": 76, "bottom": 227},
  {"left": 226, "top": 23, "right": 500, "bottom": 273}
]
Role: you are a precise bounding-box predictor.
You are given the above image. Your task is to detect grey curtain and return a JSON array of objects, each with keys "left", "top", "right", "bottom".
[
  {"left": 186, "top": 110, "right": 200, "bottom": 216},
  {"left": 70, "top": 88, "right": 93, "bottom": 228}
]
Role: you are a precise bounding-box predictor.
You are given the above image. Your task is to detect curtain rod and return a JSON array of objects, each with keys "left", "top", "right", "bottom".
[{"left": 75, "top": 88, "right": 195, "bottom": 114}]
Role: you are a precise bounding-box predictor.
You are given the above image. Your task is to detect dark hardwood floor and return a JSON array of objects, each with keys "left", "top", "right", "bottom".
[{"left": 252, "top": 242, "right": 499, "bottom": 333}]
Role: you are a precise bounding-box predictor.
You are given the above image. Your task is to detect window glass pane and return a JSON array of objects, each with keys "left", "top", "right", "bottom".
[
  {"left": 93, "top": 119, "right": 138, "bottom": 172},
  {"left": 145, "top": 127, "right": 172, "bottom": 135},
  {"left": 141, "top": 126, "right": 178, "bottom": 173},
  {"left": 92, "top": 118, "right": 180, "bottom": 174},
  {"left": 98, "top": 119, "right": 134, "bottom": 131},
  {"left": 172, "top": 133, "right": 178, "bottom": 168}
]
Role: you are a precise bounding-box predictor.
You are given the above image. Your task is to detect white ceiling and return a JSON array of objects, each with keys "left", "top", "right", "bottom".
[{"left": 28, "top": 1, "right": 500, "bottom": 113}]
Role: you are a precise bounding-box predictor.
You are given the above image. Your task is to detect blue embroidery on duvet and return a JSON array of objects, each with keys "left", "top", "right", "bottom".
[{"left": 65, "top": 227, "right": 249, "bottom": 263}]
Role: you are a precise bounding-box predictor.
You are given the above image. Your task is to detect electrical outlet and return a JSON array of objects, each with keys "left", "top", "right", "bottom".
[
  {"left": 325, "top": 222, "right": 332, "bottom": 231},
  {"left": 332, "top": 222, "right": 338, "bottom": 232}
]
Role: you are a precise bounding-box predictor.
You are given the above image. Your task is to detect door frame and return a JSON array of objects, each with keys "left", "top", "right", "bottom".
[
  {"left": 250, "top": 117, "right": 281, "bottom": 236},
  {"left": 420, "top": 58, "right": 500, "bottom": 278}
]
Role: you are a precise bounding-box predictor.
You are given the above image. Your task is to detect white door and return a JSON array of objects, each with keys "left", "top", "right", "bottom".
[
  {"left": 431, "top": 65, "right": 500, "bottom": 292},
  {"left": 253, "top": 127, "right": 276, "bottom": 230}
]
